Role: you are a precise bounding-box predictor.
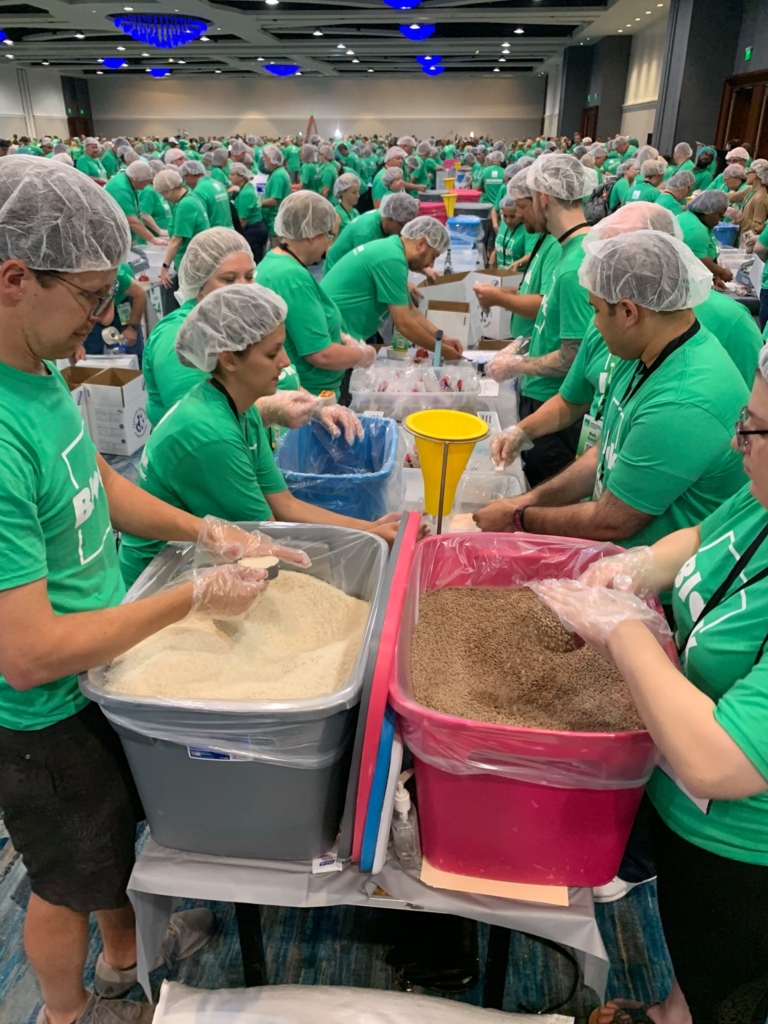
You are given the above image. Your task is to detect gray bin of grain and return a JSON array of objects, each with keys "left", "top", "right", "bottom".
[{"left": 81, "top": 525, "right": 389, "bottom": 861}]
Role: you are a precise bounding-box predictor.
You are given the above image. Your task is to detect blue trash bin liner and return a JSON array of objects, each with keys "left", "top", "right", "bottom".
[
  {"left": 275, "top": 414, "right": 400, "bottom": 520},
  {"left": 713, "top": 222, "right": 740, "bottom": 247}
]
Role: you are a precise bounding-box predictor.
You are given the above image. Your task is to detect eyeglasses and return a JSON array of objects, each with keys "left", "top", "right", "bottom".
[
  {"left": 735, "top": 405, "right": 768, "bottom": 452},
  {"left": 44, "top": 273, "right": 119, "bottom": 318}
]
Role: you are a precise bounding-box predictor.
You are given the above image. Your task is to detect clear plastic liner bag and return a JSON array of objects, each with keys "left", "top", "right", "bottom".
[
  {"left": 389, "top": 533, "right": 674, "bottom": 790},
  {"left": 350, "top": 361, "right": 480, "bottom": 421},
  {"left": 274, "top": 414, "right": 403, "bottom": 520}
]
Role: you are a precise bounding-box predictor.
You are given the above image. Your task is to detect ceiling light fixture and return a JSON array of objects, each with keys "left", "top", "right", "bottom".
[
  {"left": 513, "top": 27, "right": 523, "bottom": 33},
  {"left": 313, "top": 29, "right": 323, "bottom": 35},
  {"left": 493, "top": 67, "right": 499, "bottom": 71},
  {"left": 215, "top": 68, "right": 221, "bottom": 72},
  {"left": 200, "top": 35, "right": 210, "bottom": 41},
  {"left": 618, "top": 28, "right": 623, "bottom": 32},
  {"left": 178, "top": 58, "right": 185, "bottom": 63},
  {"left": 265, "top": 1, "right": 279, "bottom": 6},
  {"left": 295, "top": 70, "right": 301, "bottom": 74},
  {"left": 399, "top": 23, "right": 434, "bottom": 40},
  {"left": 123, "top": 5, "right": 133, "bottom": 9},
  {"left": 635, "top": 17, "right": 641, "bottom": 20},
  {"left": 351, "top": 58, "right": 359, "bottom": 62},
  {"left": 368, "top": 67, "right": 374, "bottom": 71},
  {"left": 3, "top": 39, "right": 12, "bottom": 45},
  {"left": 42, "top": 60, "right": 49, "bottom": 64},
  {"left": 499, "top": 57, "right": 505, "bottom": 61},
  {"left": 75, "top": 32, "right": 85, "bottom": 39},
  {"left": 257, "top": 56, "right": 264, "bottom": 60},
  {"left": 337, "top": 43, "right": 345, "bottom": 48},
  {"left": 141, "top": 51, "right": 149, "bottom": 56},
  {"left": 97, "top": 69, "right": 103, "bottom": 73},
  {"left": 264, "top": 62, "right": 300, "bottom": 75},
  {"left": 114, "top": 13, "right": 209, "bottom": 48},
  {"left": 116, "top": 45, "right": 126, "bottom": 50},
  {"left": 346, "top": 49, "right": 354, "bottom": 54}
]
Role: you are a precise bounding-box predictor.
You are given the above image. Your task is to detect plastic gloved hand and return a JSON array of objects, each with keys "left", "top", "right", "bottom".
[
  {"left": 256, "top": 391, "right": 319, "bottom": 429},
  {"left": 190, "top": 563, "right": 269, "bottom": 619},
  {"left": 312, "top": 404, "right": 364, "bottom": 444},
  {"left": 578, "top": 547, "right": 659, "bottom": 599},
  {"left": 486, "top": 342, "right": 525, "bottom": 382},
  {"left": 742, "top": 229, "right": 758, "bottom": 253},
  {"left": 197, "top": 515, "right": 312, "bottom": 569},
  {"left": 528, "top": 579, "right": 672, "bottom": 659},
  {"left": 491, "top": 425, "right": 533, "bottom": 468},
  {"left": 356, "top": 344, "right": 377, "bottom": 368},
  {"left": 340, "top": 332, "right": 363, "bottom": 347},
  {"left": 726, "top": 205, "right": 743, "bottom": 223}
]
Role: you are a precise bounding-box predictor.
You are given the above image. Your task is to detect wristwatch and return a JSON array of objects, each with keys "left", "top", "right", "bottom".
[
  {"left": 512, "top": 505, "right": 529, "bottom": 532},
  {"left": 162, "top": 262, "right": 170, "bottom": 269}
]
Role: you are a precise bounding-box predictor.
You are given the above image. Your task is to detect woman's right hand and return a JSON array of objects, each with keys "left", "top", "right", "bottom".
[
  {"left": 578, "top": 547, "right": 659, "bottom": 598},
  {"left": 190, "top": 563, "right": 268, "bottom": 619}
]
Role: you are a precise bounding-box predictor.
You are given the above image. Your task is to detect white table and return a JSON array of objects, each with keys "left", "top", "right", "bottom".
[{"left": 128, "top": 839, "right": 609, "bottom": 1006}]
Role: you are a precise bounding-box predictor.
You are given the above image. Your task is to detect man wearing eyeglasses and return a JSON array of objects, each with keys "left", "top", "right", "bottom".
[{"left": 0, "top": 157, "right": 269, "bottom": 1024}]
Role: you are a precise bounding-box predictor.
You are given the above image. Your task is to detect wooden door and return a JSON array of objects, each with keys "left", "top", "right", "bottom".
[
  {"left": 716, "top": 71, "right": 768, "bottom": 160},
  {"left": 580, "top": 105, "right": 599, "bottom": 139}
]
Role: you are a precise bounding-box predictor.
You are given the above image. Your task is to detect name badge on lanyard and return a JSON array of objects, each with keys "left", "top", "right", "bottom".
[{"left": 576, "top": 414, "right": 602, "bottom": 457}]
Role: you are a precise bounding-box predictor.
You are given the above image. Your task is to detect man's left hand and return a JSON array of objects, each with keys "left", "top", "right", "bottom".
[{"left": 472, "top": 499, "right": 517, "bottom": 532}]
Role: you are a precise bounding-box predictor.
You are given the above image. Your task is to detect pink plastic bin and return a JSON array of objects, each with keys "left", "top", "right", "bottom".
[
  {"left": 449, "top": 188, "right": 483, "bottom": 202},
  {"left": 419, "top": 202, "right": 448, "bottom": 225},
  {"left": 389, "top": 533, "right": 674, "bottom": 887}
]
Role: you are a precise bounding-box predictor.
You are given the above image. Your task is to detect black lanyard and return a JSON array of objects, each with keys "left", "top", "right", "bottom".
[
  {"left": 209, "top": 378, "right": 240, "bottom": 422},
  {"left": 278, "top": 242, "right": 306, "bottom": 268},
  {"left": 556, "top": 222, "right": 588, "bottom": 244},
  {"left": 520, "top": 233, "right": 546, "bottom": 283},
  {"left": 677, "top": 522, "right": 768, "bottom": 659},
  {"left": 619, "top": 320, "right": 700, "bottom": 410}
]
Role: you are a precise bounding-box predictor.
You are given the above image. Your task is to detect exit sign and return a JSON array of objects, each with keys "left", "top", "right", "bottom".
[{"left": 745, "top": 46, "right": 753, "bottom": 61}]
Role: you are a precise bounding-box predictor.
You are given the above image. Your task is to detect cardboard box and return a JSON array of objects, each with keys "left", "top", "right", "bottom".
[
  {"left": 424, "top": 300, "right": 471, "bottom": 348},
  {"left": 465, "top": 268, "right": 522, "bottom": 344},
  {"left": 59, "top": 365, "right": 104, "bottom": 429},
  {"left": 83, "top": 368, "right": 150, "bottom": 456},
  {"left": 417, "top": 272, "right": 470, "bottom": 313},
  {"left": 79, "top": 354, "right": 141, "bottom": 371}
]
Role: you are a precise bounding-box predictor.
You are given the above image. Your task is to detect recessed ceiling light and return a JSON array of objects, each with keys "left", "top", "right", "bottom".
[
  {"left": 635, "top": 17, "right": 641, "bottom": 20},
  {"left": 265, "top": 0, "right": 279, "bottom": 5},
  {"left": 123, "top": 4, "right": 133, "bottom": 8},
  {"left": 141, "top": 52, "right": 149, "bottom": 56},
  {"left": 514, "top": 27, "right": 523, "bottom": 34},
  {"left": 42, "top": 60, "right": 49, "bottom": 64},
  {"left": 75, "top": 32, "right": 85, "bottom": 39},
  {"left": 5, "top": 54, "right": 13, "bottom": 58},
  {"left": 618, "top": 28, "right": 623, "bottom": 32},
  {"left": 337, "top": 43, "right": 345, "bottom": 48},
  {"left": 98, "top": 57, "right": 104, "bottom": 62},
  {"left": 215, "top": 68, "right": 221, "bottom": 72},
  {"left": 313, "top": 29, "right": 323, "bottom": 35},
  {"left": 3, "top": 39, "right": 12, "bottom": 45},
  {"left": 499, "top": 57, "right": 506, "bottom": 61},
  {"left": 200, "top": 35, "right": 210, "bottom": 41},
  {"left": 368, "top": 68, "right": 374, "bottom": 71},
  {"left": 216, "top": 27, "right": 221, "bottom": 30},
  {"left": 626, "top": 24, "right": 632, "bottom": 27},
  {"left": 97, "top": 69, "right": 103, "bottom": 73},
  {"left": 178, "top": 59, "right": 185, "bottom": 63},
  {"left": 646, "top": 9, "right": 651, "bottom": 12},
  {"left": 295, "top": 70, "right": 301, "bottom": 74},
  {"left": 351, "top": 58, "right": 359, "bottom": 62},
  {"left": 168, "top": 57, "right": 174, "bottom": 62},
  {"left": 657, "top": 3, "right": 663, "bottom": 6},
  {"left": 117, "top": 45, "right": 126, "bottom": 50},
  {"left": 257, "top": 56, "right": 264, "bottom": 60},
  {"left": 493, "top": 67, "right": 499, "bottom": 71}
]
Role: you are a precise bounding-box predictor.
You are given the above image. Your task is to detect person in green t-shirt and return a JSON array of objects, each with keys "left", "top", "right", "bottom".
[
  {"left": 120, "top": 284, "right": 400, "bottom": 585},
  {"left": 181, "top": 160, "right": 233, "bottom": 230},
  {"left": 139, "top": 173, "right": 174, "bottom": 234},
  {"left": 105, "top": 162, "right": 165, "bottom": 245},
  {"left": 656, "top": 169, "right": 696, "bottom": 216},
  {"left": 299, "top": 144, "right": 322, "bottom": 193},
  {"left": 75, "top": 137, "right": 107, "bottom": 182},
  {"left": 209, "top": 148, "right": 230, "bottom": 186},
  {"left": 261, "top": 145, "right": 293, "bottom": 240},
  {"left": 101, "top": 142, "right": 120, "bottom": 178},
  {"left": 282, "top": 136, "right": 301, "bottom": 183},
  {"left": 322, "top": 215, "right": 463, "bottom": 360},
  {"left": 155, "top": 168, "right": 211, "bottom": 290},
  {"left": 372, "top": 146, "right": 407, "bottom": 205},
  {"left": 333, "top": 172, "right": 361, "bottom": 233},
  {"left": 0, "top": 155, "right": 288, "bottom": 1024},
  {"left": 324, "top": 191, "right": 419, "bottom": 274},
  {"left": 491, "top": 196, "right": 525, "bottom": 268},
  {"left": 229, "top": 161, "right": 268, "bottom": 262},
  {"left": 679, "top": 191, "right": 734, "bottom": 288},
  {"left": 318, "top": 145, "right": 339, "bottom": 198},
  {"left": 480, "top": 154, "right": 506, "bottom": 205},
  {"left": 403, "top": 155, "right": 429, "bottom": 197},
  {"left": 624, "top": 157, "right": 666, "bottom": 205},
  {"left": 754, "top": 222, "right": 768, "bottom": 331},
  {"left": 475, "top": 230, "right": 747, "bottom": 557},
  {"left": 692, "top": 145, "right": 717, "bottom": 191},
  {"left": 707, "top": 147, "right": 750, "bottom": 191},
  {"left": 661, "top": 140, "right": 696, "bottom": 183},
  {"left": 540, "top": 366, "right": 768, "bottom": 1021}
]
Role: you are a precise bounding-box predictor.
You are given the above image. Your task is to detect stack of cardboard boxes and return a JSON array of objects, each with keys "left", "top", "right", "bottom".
[{"left": 59, "top": 364, "right": 150, "bottom": 456}]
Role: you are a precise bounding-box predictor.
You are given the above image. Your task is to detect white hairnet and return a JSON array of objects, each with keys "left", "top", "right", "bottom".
[
  {"left": 53, "top": 143, "right": 68, "bottom": 155},
  {"left": 526, "top": 152, "right": 597, "bottom": 201},
  {"left": 405, "top": 155, "right": 420, "bottom": 170},
  {"left": 666, "top": 169, "right": 695, "bottom": 191},
  {"left": 724, "top": 164, "right": 747, "bottom": 181},
  {"left": 385, "top": 146, "right": 407, "bottom": 162},
  {"left": 579, "top": 230, "right": 712, "bottom": 311},
  {"left": 615, "top": 159, "right": 634, "bottom": 179},
  {"left": 318, "top": 145, "right": 334, "bottom": 160},
  {"left": 274, "top": 190, "right": 336, "bottom": 239},
  {"left": 572, "top": 146, "right": 587, "bottom": 158},
  {"left": 487, "top": 151, "right": 504, "bottom": 165},
  {"left": 401, "top": 215, "right": 450, "bottom": 253},
  {"left": 164, "top": 148, "right": 184, "bottom": 165},
  {"left": 726, "top": 147, "right": 749, "bottom": 163},
  {"left": 751, "top": 159, "right": 768, "bottom": 185},
  {"left": 582, "top": 137, "right": 593, "bottom": 146},
  {"left": 464, "top": 153, "right": 477, "bottom": 166},
  {"left": 633, "top": 145, "right": 659, "bottom": 168},
  {"left": 181, "top": 160, "right": 206, "bottom": 178},
  {"left": 262, "top": 145, "right": 284, "bottom": 167},
  {"left": 334, "top": 172, "right": 360, "bottom": 196},
  {"left": 125, "top": 161, "right": 154, "bottom": 184},
  {"left": 674, "top": 141, "right": 693, "bottom": 160},
  {"left": 123, "top": 150, "right": 140, "bottom": 166},
  {"left": 379, "top": 192, "right": 419, "bottom": 223},
  {"left": 114, "top": 137, "right": 129, "bottom": 149},
  {"left": 84, "top": 137, "right": 98, "bottom": 147},
  {"left": 585, "top": 200, "right": 683, "bottom": 242},
  {"left": 688, "top": 190, "right": 729, "bottom": 214},
  {"left": 382, "top": 167, "right": 403, "bottom": 187},
  {"left": 590, "top": 145, "right": 607, "bottom": 159},
  {"left": 499, "top": 195, "right": 516, "bottom": 210},
  {"left": 176, "top": 226, "right": 253, "bottom": 303},
  {"left": 153, "top": 168, "right": 183, "bottom": 194},
  {"left": 300, "top": 144, "right": 318, "bottom": 162},
  {"left": 148, "top": 158, "right": 165, "bottom": 174},
  {"left": 580, "top": 153, "right": 596, "bottom": 168},
  {"left": 759, "top": 343, "right": 768, "bottom": 385},
  {"left": 212, "top": 149, "right": 229, "bottom": 168},
  {"left": 51, "top": 153, "right": 74, "bottom": 166},
  {"left": 245, "top": 136, "right": 258, "bottom": 146},
  {"left": 0, "top": 155, "right": 130, "bottom": 272},
  {"left": 397, "top": 136, "right": 416, "bottom": 148},
  {"left": 503, "top": 164, "right": 518, "bottom": 180},
  {"left": 641, "top": 158, "right": 667, "bottom": 178},
  {"left": 416, "top": 141, "right": 431, "bottom": 156},
  {"left": 507, "top": 170, "right": 532, "bottom": 200},
  {"left": 230, "top": 161, "right": 252, "bottom": 180},
  {"left": 176, "top": 283, "right": 287, "bottom": 373}
]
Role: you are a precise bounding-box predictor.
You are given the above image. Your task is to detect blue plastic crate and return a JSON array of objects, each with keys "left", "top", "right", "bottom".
[
  {"left": 275, "top": 414, "right": 399, "bottom": 521},
  {"left": 712, "top": 222, "right": 739, "bottom": 247}
]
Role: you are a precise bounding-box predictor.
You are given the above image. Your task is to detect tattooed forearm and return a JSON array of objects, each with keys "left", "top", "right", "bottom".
[{"left": 513, "top": 337, "right": 582, "bottom": 379}]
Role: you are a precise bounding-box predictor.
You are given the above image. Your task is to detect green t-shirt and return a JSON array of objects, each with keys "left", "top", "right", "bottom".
[
  {"left": 337, "top": 204, "right": 360, "bottom": 233},
  {"left": 256, "top": 249, "right": 345, "bottom": 396},
  {"left": 758, "top": 223, "right": 768, "bottom": 289},
  {"left": 656, "top": 192, "right": 685, "bottom": 216},
  {"left": 494, "top": 221, "right": 524, "bottom": 268},
  {"left": 263, "top": 166, "right": 293, "bottom": 235},
  {"left": 300, "top": 162, "right": 322, "bottom": 193},
  {"left": 510, "top": 233, "right": 560, "bottom": 339},
  {"left": 695, "top": 289, "right": 761, "bottom": 386},
  {"left": 470, "top": 163, "right": 485, "bottom": 189},
  {"left": 319, "top": 161, "right": 338, "bottom": 195},
  {"left": 104, "top": 173, "right": 142, "bottom": 241},
  {"left": 442, "top": 144, "right": 456, "bottom": 159},
  {"left": 0, "top": 361, "right": 124, "bottom": 730},
  {"left": 193, "top": 177, "right": 233, "bottom": 229},
  {"left": 119, "top": 383, "right": 286, "bottom": 588},
  {"left": 234, "top": 181, "right": 263, "bottom": 225},
  {"left": 625, "top": 181, "right": 660, "bottom": 204},
  {"left": 321, "top": 234, "right": 410, "bottom": 344},
  {"left": 647, "top": 483, "right": 768, "bottom": 864},
  {"left": 693, "top": 168, "right": 714, "bottom": 191},
  {"left": 678, "top": 210, "right": 717, "bottom": 260},
  {"left": 662, "top": 158, "right": 695, "bottom": 183},
  {"left": 210, "top": 166, "right": 230, "bottom": 187},
  {"left": 139, "top": 187, "right": 173, "bottom": 232},
  {"left": 424, "top": 157, "right": 440, "bottom": 188},
  {"left": 171, "top": 191, "right": 210, "bottom": 269},
  {"left": 283, "top": 145, "right": 301, "bottom": 172},
  {"left": 559, "top": 324, "right": 634, "bottom": 419},
  {"left": 102, "top": 149, "right": 120, "bottom": 178},
  {"left": 594, "top": 323, "right": 748, "bottom": 547},
  {"left": 75, "top": 154, "right": 107, "bottom": 180},
  {"left": 323, "top": 210, "right": 384, "bottom": 273},
  {"left": 405, "top": 159, "right": 429, "bottom": 195},
  {"left": 522, "top": 233, "right": 592, "bottom": 402},
  {"left": 372, "top": 167, "right": 393, "bottom": 202},
  {"left": 481, "top": 165, "right": 505, "bottom": 204},
  {"left": 142, "top": 300, "right": 199, "bottom": 425},
  {"left": 608, "top": 176, "right": 630, "bottom": 211}
]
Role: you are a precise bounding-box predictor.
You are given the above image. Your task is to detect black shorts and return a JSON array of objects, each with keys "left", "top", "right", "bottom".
[{"left": 0, "top": 701, "right": 144, "bottom": 913}]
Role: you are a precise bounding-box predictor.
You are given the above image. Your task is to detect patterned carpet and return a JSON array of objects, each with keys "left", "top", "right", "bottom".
[{"left": 0, "top": 816, "right": 674, "bottom": 1024}]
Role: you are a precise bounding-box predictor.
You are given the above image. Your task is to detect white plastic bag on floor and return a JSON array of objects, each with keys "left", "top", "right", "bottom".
[{"left": 154, "top": 982, "right": 575, "bottom": 1023}]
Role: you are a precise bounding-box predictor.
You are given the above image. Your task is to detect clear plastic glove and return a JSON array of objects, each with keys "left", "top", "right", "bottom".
[
  {"left": 578, "top": 547, "right": 659, "bottom": 599},
  {"left": 197, "top": 515, "right": 312, "bottom": 569},
  {"left": 190, "top": 563, "right": 269, "bottom": 619},
  {"left": 312, "top": 404, "right": 364, "bottom": 444},
  {"left": 257, "top": 391, "right": 319, "bottom": 430},
  {"left": 529, "top": 579, "right": 672, "bottom": 659},
  {"left": 726, "top": 205, "right": 743, "bottom": 223},
  {"left": 742, "top": 229, "right": 758, "bottom": 253},
  {"left": 491, "top": 425, "right": 533, "bottom": 467},
  {"left": 340, "top": 332, "right": 363, "bottom": 347},
  {"left": 357, "top": 344, "right": 377, "bottom": 369},
  {"left": 486, "top": 342, "right": 525, "bottom": 382}
]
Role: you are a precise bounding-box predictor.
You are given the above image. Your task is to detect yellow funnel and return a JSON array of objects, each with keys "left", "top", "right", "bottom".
[
  {"left": 441, "top": 192, "right": 457, "bottom": 217},
  {"left": 443, "top": 176, "right": 456, "bottom": 190},
  {"left": 405, "top": 410, "right": 489, "bottom": 523}
]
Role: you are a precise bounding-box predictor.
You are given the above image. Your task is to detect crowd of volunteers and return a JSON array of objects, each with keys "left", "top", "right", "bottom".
[{"left": 0, "top": 122, "right": 766, "bottom": 1024}]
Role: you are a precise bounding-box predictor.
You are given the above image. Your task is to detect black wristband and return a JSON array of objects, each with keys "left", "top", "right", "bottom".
[{"left": 162, "top": 262, "right": 170, "bottom": 269}]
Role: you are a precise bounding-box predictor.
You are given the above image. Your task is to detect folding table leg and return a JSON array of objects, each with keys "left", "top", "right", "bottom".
[
  {"left": 234, "top": 902, "right": 267, "bottom": 987},
  {"left": 483, "top": 924, "right": 511, "bottom": 1009}
]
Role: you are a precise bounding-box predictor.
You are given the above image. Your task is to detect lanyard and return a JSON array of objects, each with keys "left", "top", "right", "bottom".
[
  {"left": 209, "top": 378, "right": 240, "bottom": 422},
  {"left": 556, "top": 222, "right": 588, "bottom": 245},
  {"left": 677, "top": 522, "right": 768, "bottom": 657},
  {"left": 278, "top": 242, "right": 306, "bottom": 268},
  {"left": 618, "top": 320, "right": 700, "bottom": 410},
  {"left": 520, "top": 232, "right": 546, "bottom": 283}
]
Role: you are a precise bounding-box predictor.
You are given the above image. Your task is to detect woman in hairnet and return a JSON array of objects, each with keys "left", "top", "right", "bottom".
[
  {"left": 707, "top": 146, "right": 749, "bottom": 191},
  {"left": 210, "top": 147, "right": 230, "bottom": 186},
  {"left": 155, "top": 168, "right": 211, "bottom": 297},
  {"left": 678, "top": 190, "right": 734, "bottom": 287},
  {"left": 657, "top": 169, "right": 695, "bottom": 216},
  {"left": 318, "top": 144, "right": 339, "bottom": 198},
  {"left": 403, "top": 154, "right": 429, "bottom": 197},
  {"left": 333, "top": 172, "right": 361, "bottom": 233},
  {"left": 480, "top": 151, "right": 506, "bottom": 205},
  {"left": 139, "top": 159, "right": 173, "bottom": 235},
  {"left": 261, "top": 144, "right": 293, "bottom": 243},
  {"left": 491, "top": 195, "right": 526, "bottom": 269},
  {"left": 229, "top": 161, "right": 268, "bottom": 262},
  {"left": 299, "top": 144, "right": 322, "bottom": 193},
  {"left": 373, "top": 166, "right": 406, "bottom": 208},
  {"left": 119, "top": 285, "right": 404, "bottom": 587},
  {"left": 255, "top": 192, "right": 377, "bottom": 398},
  {"left": 625, "top": 158, "right": 667, "bottom": 204},
  {"left": 541, "top": 360, "right": 768, "bottom": 1024},
  {"left": 727, "top": 158, "right": 768, "bottom": 240}
]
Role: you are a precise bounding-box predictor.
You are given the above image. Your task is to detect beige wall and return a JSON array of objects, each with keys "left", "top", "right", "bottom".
[
  {"left": 90, "top": 74, "right": 545, "bottom": 139},
  {"left": 543, "top": 63, "right": 560, "bottom": 138},
  {"left": 0, "top": 67, "right": 68, "bottom": 138},
  {"left": 620, "top": 14, "right": 668, "bottom": 142}
]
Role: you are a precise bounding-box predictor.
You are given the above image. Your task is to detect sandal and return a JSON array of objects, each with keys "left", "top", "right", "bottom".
[{"left": 588, "top": 1003, "right": 660, "bottom": 1024}]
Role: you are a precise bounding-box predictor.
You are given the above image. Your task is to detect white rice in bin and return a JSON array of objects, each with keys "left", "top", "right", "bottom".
[{"left": 105, "top": 571, "right": 370, "bottom": 701}]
